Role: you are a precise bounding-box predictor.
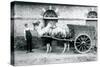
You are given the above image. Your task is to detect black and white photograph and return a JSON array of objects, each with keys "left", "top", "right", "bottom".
[{"left": 11, "top": 1, "right": 98, "bottom": 66}]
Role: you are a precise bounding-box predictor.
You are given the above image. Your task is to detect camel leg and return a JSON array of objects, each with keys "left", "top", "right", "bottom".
[
  {"left": 62, "top": 43, "right": 67, "bottom": 53},
  {"left": 46, "top": 43, "right": 50, "bottom": 53},
  {"left": 49, "top": 46, "right": 52, "bottom": 52},
  {"left": 67, "top": 43, "right": 70, "bottom": 51}
]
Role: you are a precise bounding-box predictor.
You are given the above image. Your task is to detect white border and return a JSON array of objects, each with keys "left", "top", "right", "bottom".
[{"left": 0, "top": 0, "right": 99, "bottom": 67}]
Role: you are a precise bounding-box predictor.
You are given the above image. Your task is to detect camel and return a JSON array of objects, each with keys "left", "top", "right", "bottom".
[{"left": 33, "top": 20, "right": 70, "bottom": 53}]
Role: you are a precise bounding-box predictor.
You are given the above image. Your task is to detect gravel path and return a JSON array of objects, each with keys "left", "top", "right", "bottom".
[{"left": 14, "top": 49, "right": 97, "bottom": 66}]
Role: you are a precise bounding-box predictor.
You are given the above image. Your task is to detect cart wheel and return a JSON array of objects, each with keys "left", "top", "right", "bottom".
[{"left": 74, "top": 34, "right": 92, "bottom": 54}]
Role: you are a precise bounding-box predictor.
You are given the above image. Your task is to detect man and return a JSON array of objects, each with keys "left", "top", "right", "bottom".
[{"left": 24, "top": 23, "right": 33, "bottom": 53}]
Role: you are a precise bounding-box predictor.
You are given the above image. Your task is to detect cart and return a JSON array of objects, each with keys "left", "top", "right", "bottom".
[{"left": 41, "top": 24, "right": 96, "bottom": 54}]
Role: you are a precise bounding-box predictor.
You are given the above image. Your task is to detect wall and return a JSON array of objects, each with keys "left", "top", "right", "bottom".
[{"left": 11, "top": 2, "right": 97, "bottom": 36}]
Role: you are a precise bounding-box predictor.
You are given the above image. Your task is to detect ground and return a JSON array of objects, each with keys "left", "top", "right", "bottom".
[{"left": 14, "top": 47, "right": 97, "bottom": 66}]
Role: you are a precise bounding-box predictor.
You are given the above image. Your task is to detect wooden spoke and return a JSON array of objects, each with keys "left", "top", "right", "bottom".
[{"left": 74, "top": 34, "right": 92, "bottom": 53}]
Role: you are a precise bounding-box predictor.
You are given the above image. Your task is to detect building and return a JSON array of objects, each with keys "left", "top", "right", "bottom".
[{"left": 11, "top": 1, "right": 97, "bottom": 37}]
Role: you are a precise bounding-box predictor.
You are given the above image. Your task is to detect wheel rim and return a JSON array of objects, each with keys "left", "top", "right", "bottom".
[{"left": 74, "top": 35, "right": 92, "bottom": 53}]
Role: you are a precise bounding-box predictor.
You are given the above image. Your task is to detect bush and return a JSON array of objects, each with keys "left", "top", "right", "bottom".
[
  {"left": 14, "top": 36, "right": 43, "bottom": 50},
  {"left": 14, "top": 36, "right": 26, "bottom": 50}
]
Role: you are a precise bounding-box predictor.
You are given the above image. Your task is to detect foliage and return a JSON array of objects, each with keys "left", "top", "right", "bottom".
[{"left": 14, "top": 36, "right": 42, "bottom": 50}]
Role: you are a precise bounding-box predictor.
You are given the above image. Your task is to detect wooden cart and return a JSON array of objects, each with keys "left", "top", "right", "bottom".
[{"left": 41, "top": 24, "right": 96, "bottom": 54}]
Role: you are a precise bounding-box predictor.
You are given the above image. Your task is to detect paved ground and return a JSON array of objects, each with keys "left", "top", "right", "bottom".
[{"left": 14, "top": 47, "right": 97, "bottom": 66}]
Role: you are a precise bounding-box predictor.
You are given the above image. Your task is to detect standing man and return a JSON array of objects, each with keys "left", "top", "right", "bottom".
[{"left": 24, "top": 23, "right": 33, "bottom": 53}]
